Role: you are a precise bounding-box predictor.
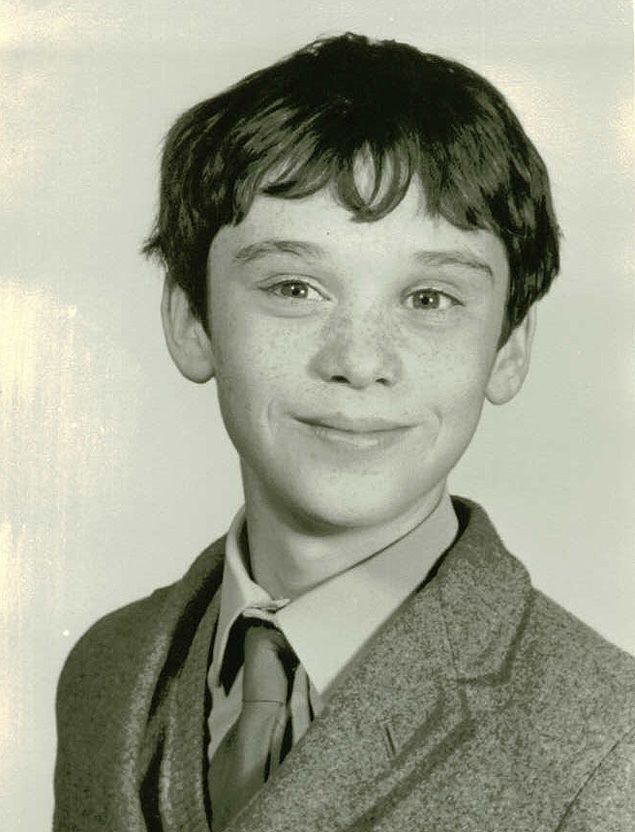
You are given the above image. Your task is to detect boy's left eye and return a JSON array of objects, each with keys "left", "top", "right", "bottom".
[{"left": 405, "top": 289, "right": 458, "bottom": 311}]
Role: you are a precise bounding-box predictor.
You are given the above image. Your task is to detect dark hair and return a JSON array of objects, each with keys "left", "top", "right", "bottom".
[{"left": 143, "top": 33, "right": 560, "bottom": 337}]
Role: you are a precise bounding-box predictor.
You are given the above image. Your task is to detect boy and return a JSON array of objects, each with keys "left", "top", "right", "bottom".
[{"left": 54, "top": 33, "right": 634, "bottom": 831}]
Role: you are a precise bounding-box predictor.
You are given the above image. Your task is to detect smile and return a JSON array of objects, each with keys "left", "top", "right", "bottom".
[{"left": 295, "top": 415, "right": 414, "bottom": 450}]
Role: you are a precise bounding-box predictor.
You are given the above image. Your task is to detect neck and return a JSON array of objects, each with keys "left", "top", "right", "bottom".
[{"left": 241, "top": 473, "right": 447, "bottom": 599}]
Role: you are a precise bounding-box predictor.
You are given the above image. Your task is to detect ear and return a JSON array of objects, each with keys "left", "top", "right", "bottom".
[
  {"left": 486, "top": 305, "right": 536, "bottom": 405},
  {"left": 161, "top": 278, "right": 215, "bottom": 383}
]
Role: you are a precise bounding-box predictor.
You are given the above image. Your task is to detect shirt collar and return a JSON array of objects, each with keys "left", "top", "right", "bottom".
[{"left": 211, "top": 491, "right": 458, "bottom": 696}]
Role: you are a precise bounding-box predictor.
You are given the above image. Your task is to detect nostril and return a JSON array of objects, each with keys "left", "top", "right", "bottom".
[{"left": 329, "top": 373, "right": 392, "bottom": 387}]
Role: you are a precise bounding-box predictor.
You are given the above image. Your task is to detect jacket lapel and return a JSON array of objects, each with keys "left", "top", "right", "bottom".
[
  {"left": 227, "top": 564, "right": 467, "bottom": 831},
  {"left": 160, "top": 588, "right": 221, "bottom": 831},
  {"left": 228, "top": 498, "right": 532, "bottom": 832},
  {"left": 137, "top": 538, "right": 226, "bottom": 832}
]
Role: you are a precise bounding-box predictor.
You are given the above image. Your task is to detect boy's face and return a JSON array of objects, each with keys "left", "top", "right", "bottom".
[{"left": 187, "top": 182, "right": 531, "bottom": 531}]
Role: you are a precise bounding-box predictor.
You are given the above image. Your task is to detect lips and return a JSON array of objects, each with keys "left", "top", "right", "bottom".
[
  {"left": 296, "top": 413, "right": 412, "bottom": 434},
  {"left": 293, "top": 414, "right": 416, "bottom": 455}
]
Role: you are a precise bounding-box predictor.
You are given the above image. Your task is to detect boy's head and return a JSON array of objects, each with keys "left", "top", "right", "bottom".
[
  {"left": 147, "top": 34, "right": 560, "bottom": 531},
  {"left": 144, "top": 32, "right": 559, "bottom": 339}
]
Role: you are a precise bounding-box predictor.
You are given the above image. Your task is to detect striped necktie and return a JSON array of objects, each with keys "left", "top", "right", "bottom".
[{"left": 209, "top": 621, "right": 311, "bottom": 830}]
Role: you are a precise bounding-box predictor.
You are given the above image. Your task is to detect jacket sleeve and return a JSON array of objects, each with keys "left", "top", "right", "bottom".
[
  {"left": 557, "top": 726, "right": 635, "bottom": 831},
  {"left": 53, "top": 594, "right": 168, "bottom": 832}
]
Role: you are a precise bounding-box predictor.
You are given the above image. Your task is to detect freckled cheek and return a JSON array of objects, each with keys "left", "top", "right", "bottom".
[
  {"left": 212, "top": 317, "right": 310, "bottom": 423},
  {"left": 407, "top": 341, "right": 492, "bottom": 421}
]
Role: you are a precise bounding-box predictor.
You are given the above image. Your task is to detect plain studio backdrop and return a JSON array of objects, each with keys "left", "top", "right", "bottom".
[{"left": 1, "top": 1, "right": 633, "bottom": 827}]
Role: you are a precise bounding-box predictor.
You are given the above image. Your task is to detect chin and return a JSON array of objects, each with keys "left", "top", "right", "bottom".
[{"left": 277, "top": 477, "right": 431, "bottom": 533}]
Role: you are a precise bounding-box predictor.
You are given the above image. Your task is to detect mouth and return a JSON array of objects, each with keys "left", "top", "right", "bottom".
[{"left": 294, "top": 414, "right": 415, "bottom": 449}]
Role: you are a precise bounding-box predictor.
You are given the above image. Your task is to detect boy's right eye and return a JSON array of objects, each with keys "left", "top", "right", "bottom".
[{"left": 266, "top": 280, "right": 323, "bottom": 301}]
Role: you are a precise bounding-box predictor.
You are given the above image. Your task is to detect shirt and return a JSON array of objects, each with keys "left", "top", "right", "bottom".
[{"left": 207, "top": 491, "right": 458, "bottom": 761}]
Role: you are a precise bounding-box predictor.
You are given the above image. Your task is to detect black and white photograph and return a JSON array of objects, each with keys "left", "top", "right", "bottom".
[{"left": 1, "top": 1, "right": 633, "bottom": 829}]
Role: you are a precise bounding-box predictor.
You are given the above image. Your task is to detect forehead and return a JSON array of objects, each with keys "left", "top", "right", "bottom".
[{"left": 210, "top": 181, "right": 509, "bottom": 281}]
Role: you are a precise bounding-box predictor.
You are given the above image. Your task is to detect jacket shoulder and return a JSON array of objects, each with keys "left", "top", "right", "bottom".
[
  {"left": 55, "top": 535, "right": 226, "bottom": 745},
  {"left": 528, "top": 589, "right": 635, "bottom": 715},
  {"left": 57, "top": 584, "right": 169, "bottom": 711},
  {"left": 495, "top": 584, "right": 635, "bottom": 816},
  {"left": 528, "top": 597, "right": 635, "bottom": 828},
  {"left": 54, "top": 536, "right": 225, "bottom": 830}
]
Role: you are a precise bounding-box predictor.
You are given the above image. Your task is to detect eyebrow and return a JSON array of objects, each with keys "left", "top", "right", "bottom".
[
  {"left": 233, "top": 239, "right": 325, "bottom": 264},
  {"left": 412, "top": 250, "right": 494, "bottom": 279},
  {"left": 232, "top": 238, "right": 494, "bottom": 279}
]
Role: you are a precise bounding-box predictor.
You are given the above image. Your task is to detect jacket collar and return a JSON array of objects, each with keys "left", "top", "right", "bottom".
[{"left": 436, "top": 497, "right": 532, "bottom": 682}]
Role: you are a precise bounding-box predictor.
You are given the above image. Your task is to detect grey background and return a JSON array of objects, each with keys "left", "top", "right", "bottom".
[{"left": 0, "top": 1, "right": 633, "bottom": 828}]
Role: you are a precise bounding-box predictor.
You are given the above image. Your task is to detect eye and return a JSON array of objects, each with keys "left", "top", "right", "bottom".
[
  {"left": 405, "top": 288, "right": 459, "bottom": 311},
  {"left": 266, "top": 280, "right": 324, "bottom": 301}
]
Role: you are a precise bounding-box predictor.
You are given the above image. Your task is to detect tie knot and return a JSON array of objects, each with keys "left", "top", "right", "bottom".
[{"left": 242, "top": 623, "right": 298, "bottom": 705}]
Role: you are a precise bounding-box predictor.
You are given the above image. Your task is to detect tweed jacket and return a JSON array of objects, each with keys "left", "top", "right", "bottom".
[{"left": 54, "top": 499, "right": 635, "bottom": 831}]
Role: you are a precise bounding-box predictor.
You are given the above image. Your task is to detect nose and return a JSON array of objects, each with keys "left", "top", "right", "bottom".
[{"left": 311, "top": 311, "right": 401, "bottom": 389}]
